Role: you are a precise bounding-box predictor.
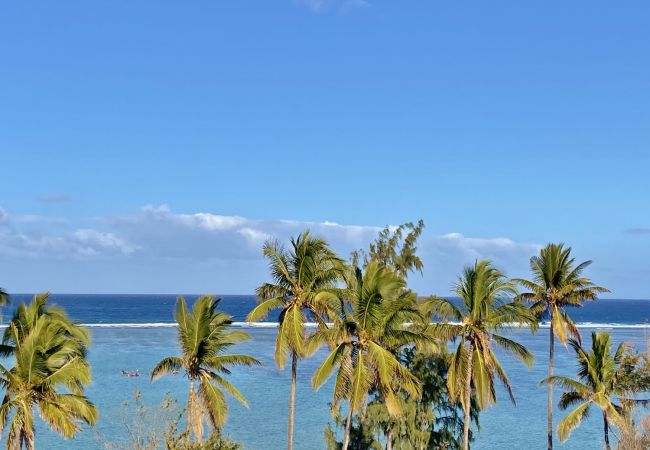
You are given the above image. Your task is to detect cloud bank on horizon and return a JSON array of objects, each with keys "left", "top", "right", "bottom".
[{"left": 0, "top": 203, "right": 614, "bottom": 297}]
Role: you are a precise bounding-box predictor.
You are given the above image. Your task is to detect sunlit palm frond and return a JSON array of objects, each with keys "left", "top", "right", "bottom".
[{"left": 153, "top": 295, "right": 260, "bottom": 439}]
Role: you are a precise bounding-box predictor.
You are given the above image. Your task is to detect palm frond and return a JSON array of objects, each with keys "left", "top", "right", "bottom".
[{"left": 557, "top": 402, "right": 590, "bottom": 442}]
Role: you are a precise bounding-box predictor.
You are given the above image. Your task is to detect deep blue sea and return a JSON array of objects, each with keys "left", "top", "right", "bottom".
[{"left": 4, "top": 295, "right": 650, "bottom": 449}]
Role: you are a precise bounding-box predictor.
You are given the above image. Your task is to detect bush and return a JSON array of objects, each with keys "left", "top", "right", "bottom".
[
  {"left": 616, "top": 414, "right": 650, "bottom": 450},
  {"left": 100, "top": 390, "right": 242, "bottom": 450}
]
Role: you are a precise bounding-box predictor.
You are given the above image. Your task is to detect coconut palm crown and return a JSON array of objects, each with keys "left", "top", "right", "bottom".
[
  {"left": 425, "top": 260, "right": 536, "bottom": 450},
  {"left": 151, "top": 295, "right": 260, "bottom": 443},
  {"left": 0, "top": 293, "right": 97, "bottom": 450}
]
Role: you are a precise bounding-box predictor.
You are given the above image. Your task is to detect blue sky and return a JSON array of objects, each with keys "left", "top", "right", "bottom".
[{"left": 1, "top": 1, "right": 649, "bottom": 296}]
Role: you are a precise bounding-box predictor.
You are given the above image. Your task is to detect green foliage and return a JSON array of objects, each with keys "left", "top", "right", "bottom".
[
  {"left": 324, "top": 408, "right": 383, "bottom": 450},
  {"left": 152, "top": 296, "right": 260, "bottom": 442},
  {"left": 514, "top": 243, "right": 609, "bottom": 344},
  {"left": 351, "top": 220, "right": 425, "bottom": 280},
  {"left": 426, "top": 260, "right": 536, "bottom": 411},
  {"left": 0, "top": 292, "right": 97, "bottom": 449},
  {"left": 312, "top": 262, "right": 424, "bottom": 417},
  {"left": 324, "top": 348, "right": 479, "bottom": 450},
  {"left": 617, "top": 350, "right": 650, "bottom": 393},
  {"left": 248, "top": 231, "right": 345, "bottom": 366},
  {"left": 101, "top": 390, "right": 242, "bottom": 450},
  {"left": 546, "top": 332, "right": 650, "bottom": 445},
  {"left": 389, "top": 348, "right": 479, "bottom": 450}
]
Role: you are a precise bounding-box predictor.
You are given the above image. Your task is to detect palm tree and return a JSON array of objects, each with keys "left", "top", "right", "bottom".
[
  {"left": 311, "top": 262, "right": 425, "bottom": 450},
  {"left": 546, "top": 332, "right": 649, "bottom": 450},
  {"left": 151, "top": 295, "right": 260, "bottom": 443},
  {"left": 426, "top": 260, "right": 536, "bottom": 450},
  {"left": 0, "top": 293, "right": 97, "bottom": 449},
  {"left": 246, "top": 231, "right": 344, "bottom": 450},
  {"left": 514, "top": 243, "right": 608, "bottom": 450}
]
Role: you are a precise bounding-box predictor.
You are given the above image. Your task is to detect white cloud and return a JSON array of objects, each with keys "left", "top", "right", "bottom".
[
  {"left": 407, "top": 233, "right": 541, "bottom": 292},
  {"left": 237, "top": 227, "right": 272, "bottom": 247},
  {"left": 0, "top": 204, "right": 543, "bottom": 294},
  {"left": 103, "top": 205, "right": 380, "bottom": 260},
  {"left": 72, "top": 229, "right": 137, "bottom": 255},
  {"left": 433, "top": 232, "right": 540, "bottom": 260},
  {"left": 0, "top": 207, "right": 135, "bottom": 259}
]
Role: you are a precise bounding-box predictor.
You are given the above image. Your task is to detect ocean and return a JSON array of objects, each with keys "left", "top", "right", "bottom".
[{"left": 3, "top": 294, "right": 650, "bottom": 449}]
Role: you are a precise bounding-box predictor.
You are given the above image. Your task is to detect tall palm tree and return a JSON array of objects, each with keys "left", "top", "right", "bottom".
[
  {"left": 246, "top": 231, "right": 344, "bottom": 450},
  {"left": 0, "top": 293, "right": 97, "bottom": 449},
  {"left": 546, "top": 332, "right": 649, "bottom": 450},
  {"left": 152, "top": 295, "right": 260, "bottom": 443},
  {"left": 426, "top": 260, "right": 536, "bottom": 450},
  {"left": 514, "top": 243, "right": 608, "bottom": 450},
  {"left": 311, "top": 262, "right": 425, "bottom": 450}
]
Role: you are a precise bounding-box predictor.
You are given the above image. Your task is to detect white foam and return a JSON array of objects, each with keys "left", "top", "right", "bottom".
[
  {"left": 82, "top": 322, "right": 178, "bottom": 328},
  {"left": 230, "top": 322, "right": 327, "bottom": 328},
  {"left": 542, "top": 322, "right": 650, "bottom": 329}
]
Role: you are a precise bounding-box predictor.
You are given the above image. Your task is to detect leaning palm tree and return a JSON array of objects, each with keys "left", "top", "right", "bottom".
[
  {"left": 425, "top": 260, "right": 536, "bottom": 450},
  {"left": 514, "top": 243, "right": 608, "bottom": 450},
  {"left": 546, "top": 332, "right": 649, "bottom": 450},
  {"left": 311, "top": 262, "right": 425, "bottom": 450},
  {"left": 246, "top": 231, "right": 344, "bottom": 450},
  {"left": 152, "top": 295, "right": 260, "bottom": 443},
  {"left": 0, "top": 293, "right": 97, "bottom": 449}
]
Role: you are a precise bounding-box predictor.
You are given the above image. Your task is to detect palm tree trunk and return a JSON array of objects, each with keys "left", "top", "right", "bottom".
[
  {"left": 342, "top": 404, "right": 354, "bottom": 450},
  {"left": 463, "top": 347, "right": 474, "bottom": 450},
  {"left": 287, "top": 350, "right": 298, "bottom": 450},
  {"left": 603, "top": 412, "right": 610, "bottom": 450},
  {"left": 188, "top": 380, "right": 194, "bottom": 437},
  {"left": 548, "top": 309, "right": 555, "bottom": 450},
  {"left": 24, "top": 428, "right": 35, "bottom": 450},
  {"left": 8, "top": 429, "right": 21, "bottom": 450},
  {"left": 357, "top": 399, "right": 368, "bottom": 450},
  {"left": 386, "top": 426, "right": 393, "bottom": 450},
  {"left": 188, "top": 379, "right": 203, "bottom": 443}
]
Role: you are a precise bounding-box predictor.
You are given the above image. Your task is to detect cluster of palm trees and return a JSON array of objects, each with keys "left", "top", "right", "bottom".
[
  {"left": 151, "top": 231, "right": 647, "bottom": 450},
  {"left": 1, "top": 230, "right": 648, "bottom": 450},
  {"left": 236, "top": 232, "right": 627, "bottom": 450}
]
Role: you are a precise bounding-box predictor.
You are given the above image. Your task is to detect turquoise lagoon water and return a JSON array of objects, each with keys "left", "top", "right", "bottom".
[{"left": 5, "top": 295, "right": 650, "bottom": 449}]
